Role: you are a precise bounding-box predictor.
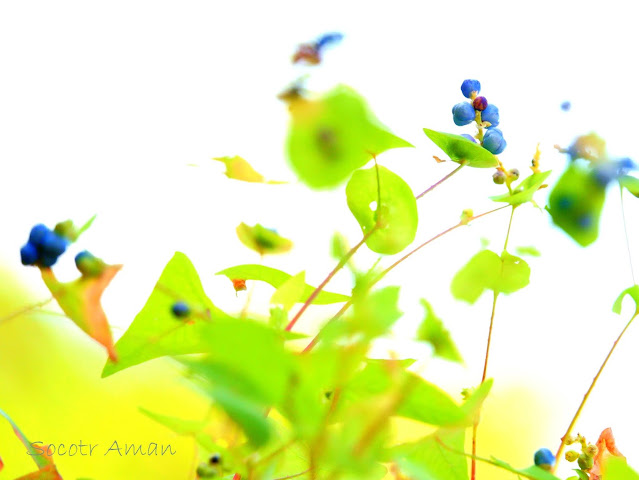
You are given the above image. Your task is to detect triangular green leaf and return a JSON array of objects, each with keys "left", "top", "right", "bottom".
[
  {"left": 487, "top": 457, "right": 561, "bottom": 480},
  {"left": 490, "top": 171, "right": 552, "bottom": 206},
  {"left": 451, "top": 250, "right": 530, "bottom": 304},
  {"left": 423, "top": 128, "right": 498, "bottom": 168},
  {"left": 286, "top": 85, "right": 413, "bottom": 189},
  {"left": 417, "top": 299, "right": 463, "bottom": 364},
  {"left": 216, "top": 264, "right": 349, "bottom": 304},
  {"left": 346, "top": 165, "right": 418, "bottom": 255},
  {"left": 270, "top": 271, "right": 307, "bottom": 312},
  {"left": 605, "top": 457, "right": 639, "bottom": 480},
  {"left": 516, "top": 246, "right": 541, "bottom": 257},
  {"left": 612, "top": 285, "right": 639, "bottom": 316},
  {"left": 102, "top": 252, "right": 230, "bottom": 377},
  {"left": 547, "top": 162, "right": 606, "bottom": 247}
]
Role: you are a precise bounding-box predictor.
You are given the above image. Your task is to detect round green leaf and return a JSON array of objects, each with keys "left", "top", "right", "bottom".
[
  {"left": 346, "top": 165, "right": 418, "bottom": 255},
  {"left": 286, "top": 85, "right": 413, "bottom": 189},
  {"left": 423, "top": 128, "right": 498, "bottom": 168}
]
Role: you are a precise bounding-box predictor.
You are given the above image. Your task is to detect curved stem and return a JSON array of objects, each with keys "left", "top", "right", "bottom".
[
  {"left": 285, "top": 230, "right": 374, "bottom": 332},
  {"left": 302, "top": 205, "right": 509, "bottom": 353},
  {"left": 416, "top": 162, "right": 467, "bottom": 200},
  {"left": 553, "top": 312, "right": 638, "bottom": 472},
  {"left": 0, "top": 297, "right": 53, "bottom": 328}
]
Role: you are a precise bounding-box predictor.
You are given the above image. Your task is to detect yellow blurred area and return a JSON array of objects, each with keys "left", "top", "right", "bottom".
[{"left": 0, "top": 268, "right": 210, "bottom": 480}]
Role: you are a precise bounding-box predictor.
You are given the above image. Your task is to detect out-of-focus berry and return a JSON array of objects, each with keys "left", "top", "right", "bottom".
[
  {"left": 565, "top": 450, "right": 580, "bottom": 462},
  {"left": 481, "top": 104, "right": 500, "bottom": 127},
  {"left": 461, "top": 79, "right": 481, "bottom": 98},
  {"left": 28, "top": 224, "right": 50, "bottom": 247},
  {"left": 493, "top": 170, "right": 506, "bottom": 184},
  {"left": 20, "top": 243, "right": 39, "bottom": 265},
  {"left": 452, "top": 102, "right": 476, "bottom": 126},
  {"left": 171, "top": 301, "right": 191, "bottom": 318},
  {"left": 533, "top": 448, "right": 555, "bottom": 470},
  {"left": 508, "top": 168, "right": 520, "bottom": 180},
  {"left": 482, "top": 128, "right": 507, "bottom": 155}
]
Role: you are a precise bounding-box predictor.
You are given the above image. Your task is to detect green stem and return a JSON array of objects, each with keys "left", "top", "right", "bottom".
[
  {"left": 553, "top": 312, "right": 638, "bottom": 472},
  {"left": 503, "top": 206, "right": 516, "bottom": 253},
  {"left": 415, "top": 162, "right": 467, "bottom": 200}
]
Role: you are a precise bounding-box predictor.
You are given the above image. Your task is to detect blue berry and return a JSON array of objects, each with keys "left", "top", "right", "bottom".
[
  {"left": 461, "top": 134, "right": 477, "bottom": 143},
  {"left": 461, "top": 79, "right": 481, "bottom": 98},
  {"left": 617, "top": 157, "right": 636, "bottom": 174},
  {"left": 171, "top": 301, "right": 191, "bottom": 318},
  {"left": 40, "top": 230, "right": 68, "bottom": 256},
  {"left": 561, "top": 101, "right": 571, "bottom": 111},
  {"left": 481, "top": 104, "right": 500, "bottom": 127},
  {"left": 482, "top": 128, "right": 507, "bottom": 155},
  {"left": 39, "top": 252, "right": 59, "bottom": 268},
  {"left": 75, "top": 250, "right": 106, "bottom": 277},
  {"left": 20, "top": 243, "right": 39, "bottom": 265},
  {"left": 28, "top": 224, "right": 50, "bottom": 247},
  {"left": 452, "top": 102, "right": 476, "bottom": 126},
  {"left": 533, "top": 448, "right": 555, "bottom": 470},
  {"left": 472, "top": 96, "right": 488, "bottom": 111},
  {"left": 315, "top": 32, "right": 344, "bottom": 49}
]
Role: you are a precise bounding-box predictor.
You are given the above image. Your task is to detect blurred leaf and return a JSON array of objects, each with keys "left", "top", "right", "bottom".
[
  {"left": 451, "top": 250, "right": 530, "bottom": 304},
  {"left": 605, "top": 457, "right": 639, "bottom": 480},
  {"left": 573, "top": 470, "right": 589, "bottom": 480},
  {"left": 612, "top": 285, "right": 639, "bottom": 316},
  {"left": 591, "top": 427, "right": 626, "bottom": 480},
  {"left": 346, "top": 165, "right": 418, "bottom": 255},
  {"left": 77, "top": 214, "right": 97, "bottom": 237},
  {"left": 236, "top": 223, "right": 293, "bottom": 255},
  {"left": 417, "top": 299, "right": 463, "bottom": 364},
  {"left": 213, "top": 156, "right": 285, "bottom": 184},
  {"left": 460, "top": 379, "right": 493, "bottom": 420},
  {"left": 393, "top": 428, "right": 467, "bottom": 480},
  {"left": 351, "top": 287, "right": 402, "bottom": 338},
  {"left": 423, "top": 129, "right": 498, "bottom": 168},
  {"left": 102, "top": 252, "right": 229, "bottom": 377},
  {"left": 490, "top": 171, "right": 552, "bottom": 206},
  {"left": 217, "top": 264, "right": 349, "bottom": 304},
  {"left": 271, "top": 271, "right": 306, "bottom": 312},
  {"left": 41, "top": 264, "right": 121, "bottom": 361},
  {"left": 547, "top": 162, "right": 606, "bottom": 247},
  {"left": 516, "top": 246, "right": 541, "bottom": 257},
  {"left": 620, "top": 175, "right": 639, "bottom": 197},
  {"left": 0, "top": 408, "right": 50, "bottom": 470},
  {"left": 14, "top": 464, "right": 63, "bottom": 480},
  {"left": 286, "top": 85, "right": 412, "bottom": 189},
  {"left": 139, "top": 408, "right": 216, "bottom": 451},
  {"left": 344, "top": 361, "right": 471, "bottom": 427}
]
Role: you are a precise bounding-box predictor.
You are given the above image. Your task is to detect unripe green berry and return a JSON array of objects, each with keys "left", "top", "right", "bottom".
[
  {"left": 565, "top": 450, "right": 580, "bottom": 462},
  {"left": 563, "top": 434, "right": 577, "bottom": 445},
  {"left": 493, "top": 170, "right": 506, "bottom": 184},
  {"left": 508, "top": 168, "right": 520, "bottom": 180},
  {"left": 585, "top": 444, "right": 598, "bottom": 457},
  {"left": 578, "top": 453, "right": 594, "bottom": 470}
]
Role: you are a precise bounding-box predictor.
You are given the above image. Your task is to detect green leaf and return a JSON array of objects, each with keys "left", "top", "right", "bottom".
[
  {"left": 490, "top": 171, "right": 552, "bottom": 206},
  {"left": 102, "top": 252, "right": 229, "bottom": 377},
  {"left": 451, "top": 250, "right": 530, "bottom": 304},
  {"left": 573, "top": 470, "right": 589, "bottom": 480},
  {"left": 213, "top": 155, "right": 285, "bottom": 184},
  {"left": 393, "top": 429, "right": 467, "bottom": 480},
  {"left": 605, "top": 457, "right": 639, "bottom": 480},
  {"left": 236, "top": 223, "right": 293, "bottom": 255},
  {"left": 216, "top": 264, "right": 349, "bottom": 305},
  {"left": 423, "top": 128, "right": 498, "bottom": 168},
  {"left": 344, "top": 361, "right": 470, "bottom": 427},
  {"left": 0, "top": 407, "right": 51, "bottom": 470},
  {"left": 460, "top": 379, "right": 493, "bottom": 421},
  {"left": 620, "top": 175, "right": 639, "bottom": 197},
  {"left": 612, "top": 284, "right": 639, "bottom": 316},
  {"left": 515, "top": 246, "right": 541, "bottom": 257},
  {"left": 547, "top": 162, "right": 606, "bottom": 247},
  {"left": 346, "top": 165, "right": 418, "bottom": 255},
  {"left": 487, "top": 457, "right": 561, "bottom": 480},
  {"left": 139, "top": 408, "right": 216, "bottom": 451},
  {"left": 271, "top": 271, "right": 307, "bottom": 312},
  {"left": 417, "top": 299, "right": 463, "bottom": 364},
  {"left": 286, "top": 85, "right": 413, "bottom": 189}
]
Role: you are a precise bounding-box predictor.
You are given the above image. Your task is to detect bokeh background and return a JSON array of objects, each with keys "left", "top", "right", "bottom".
[{"left": 1, "top": 1, "right": 638, "bottom": 478}]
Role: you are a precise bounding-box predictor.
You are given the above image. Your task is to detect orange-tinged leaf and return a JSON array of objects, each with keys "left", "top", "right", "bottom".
[
  {"left": 1, "top": 454, "right": 4, "bottom": 472},
  {"left": 14, "top": 464, "right": 63, "bottom": 480},
  {"left": 590, "top": 427, "right": 625, "bottom": 480},
  {"left": 41, "top": 265, "right": 121, "bottom": 361}
]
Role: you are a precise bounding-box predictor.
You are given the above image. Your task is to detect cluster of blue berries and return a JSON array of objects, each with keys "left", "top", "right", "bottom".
[
  {"left": 20, "top": 224, "right": 69, "bottom": 268},
  {"left": 452, "top": 79, "right": 506, "bottom": 155}
]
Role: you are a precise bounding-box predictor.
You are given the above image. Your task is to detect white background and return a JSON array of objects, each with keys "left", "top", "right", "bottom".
[{"left": 1, "top": 1, "right": 638, "bottom": 477}]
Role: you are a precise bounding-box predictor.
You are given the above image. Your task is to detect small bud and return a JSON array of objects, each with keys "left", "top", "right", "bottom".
[
  {"left": 209, "top": 453, "right": 222, "bottom": 465},
  {"left": 75, "top": 251, "right": 107, "bottom": 277},
  {"left": 231, "top": 278, "right": 247, "bottom": 293},
  {"left": 460, "top": 209, "right": 473, "bottom": 225},
  {"left": 493, "top": 170, "right": 506, "bottom": 184},
  {"left": 171, "top": 301, "right": 191, "bottom": 319},
  {"left": 508, "top": 168, "right": 520, "bottom": 180},
  {"left": 585, "top": 444, "right": 598, "bottom": 457},
  {"left": 565, "top": 450, "right": 580, "bottom": 462},
  {"left": 563, "top": 434, "right": 577, "bottom": 445},
  {"left": 473, "top": 96, "right": 488, "bottom": 111}
]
